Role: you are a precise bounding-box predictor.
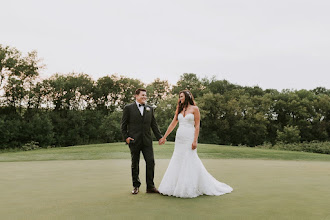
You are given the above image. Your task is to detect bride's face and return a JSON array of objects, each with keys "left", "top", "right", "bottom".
[{"left": 179, "top": 93, "right": 185, "bottom": 103}]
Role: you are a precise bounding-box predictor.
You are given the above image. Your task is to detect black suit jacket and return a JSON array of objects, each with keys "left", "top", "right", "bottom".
[{"left": 121, "top": 102, "right": 162, "bottom": 147}]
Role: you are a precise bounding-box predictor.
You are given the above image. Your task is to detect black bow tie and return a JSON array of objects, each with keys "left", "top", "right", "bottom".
[{"left": 139, "top": 104, "right": 145, "bottom": 107}]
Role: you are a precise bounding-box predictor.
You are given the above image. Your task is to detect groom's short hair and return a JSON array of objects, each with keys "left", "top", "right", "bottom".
[{"left": 135, "top": 88, "right": 147, "bottom": 95}]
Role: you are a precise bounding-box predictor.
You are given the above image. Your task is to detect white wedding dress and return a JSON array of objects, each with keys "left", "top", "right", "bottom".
[{"left": 158, "top": 113, "right": 233, "bottom": 198}]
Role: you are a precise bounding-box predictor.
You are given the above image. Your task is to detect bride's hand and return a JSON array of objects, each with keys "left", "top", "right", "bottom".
[
  {"left": 159, "top": 137, "right": 166, "bottom": 145},
  {"left": 192, "top": 141, "right": 197, "bottom": 150}
]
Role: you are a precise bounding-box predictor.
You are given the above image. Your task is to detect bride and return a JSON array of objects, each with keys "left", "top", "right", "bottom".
[{"left": 158, "top": 90, "right": 233, "bottom": 198}]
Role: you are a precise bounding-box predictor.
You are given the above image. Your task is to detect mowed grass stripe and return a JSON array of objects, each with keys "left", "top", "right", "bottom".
[{"left": 1, "top": 142, "right": 330, "bottom": 162}]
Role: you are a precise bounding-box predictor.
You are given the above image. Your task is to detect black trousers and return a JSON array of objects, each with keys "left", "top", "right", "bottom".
[{"left": 129, "top": 143, "right": 155, "bottom": 189}]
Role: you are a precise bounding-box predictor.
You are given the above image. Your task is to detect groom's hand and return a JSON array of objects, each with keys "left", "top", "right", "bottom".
[{"left": 126, "top": 137, "right": 134, "bottom": 144}]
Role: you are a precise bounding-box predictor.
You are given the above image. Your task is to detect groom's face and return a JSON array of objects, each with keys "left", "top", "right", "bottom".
[{"left": 136, "top": 91, "right": 147, "bottom": 104}]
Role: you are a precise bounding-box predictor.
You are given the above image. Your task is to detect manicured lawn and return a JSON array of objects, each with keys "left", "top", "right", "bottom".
[
  {"left": 1, "top": 143, "right": 330, "bottom": 219},
  {"left": 1, "top": 159, "right": 330, "bottom": 219},
  {"left": 1, "top": 142, "right": 330, "bottom": 162}
]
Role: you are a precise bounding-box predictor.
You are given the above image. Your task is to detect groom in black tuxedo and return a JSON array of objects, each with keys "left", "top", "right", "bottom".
[{"left": 121, "top": 88, "right": 163, "bottom": 194}]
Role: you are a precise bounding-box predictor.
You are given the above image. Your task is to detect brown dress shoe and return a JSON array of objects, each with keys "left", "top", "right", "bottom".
[
  {"left": 132, "top": 187, "right": 139, "bottom": 194},
  {"left": 146, "top": 187, "right": 159, "bottom": 193}
]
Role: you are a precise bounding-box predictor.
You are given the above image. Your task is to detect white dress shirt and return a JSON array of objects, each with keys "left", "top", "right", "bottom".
[{"left": 135, "top": 101, "right": 144, "bottom": 116}]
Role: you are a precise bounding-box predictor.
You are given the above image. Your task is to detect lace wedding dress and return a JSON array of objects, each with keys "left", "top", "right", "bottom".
[{"left": 158, "top": 113, "right": 233, "bottom": 198}]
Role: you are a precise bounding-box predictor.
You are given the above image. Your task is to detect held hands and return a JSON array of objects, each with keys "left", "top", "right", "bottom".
[
  {"left": 127, "top": 136, "right": 165, "bottom": 145},
  {"left": 192, "top": 141, "right": 197, "bottom": 150},
  {"left": 159, "top": 137, "right": 166, "bottom": 145},
  {"left": 126, "top": 137, "right": 134, "bottom": 144}
]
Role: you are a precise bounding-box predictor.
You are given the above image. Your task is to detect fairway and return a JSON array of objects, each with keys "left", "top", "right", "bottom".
[
  {"left": 1, "top": 142, "right": 330, "bottom": 162},
  {"left": 1, "top": 158, "right": 330, "bottom": 220}
]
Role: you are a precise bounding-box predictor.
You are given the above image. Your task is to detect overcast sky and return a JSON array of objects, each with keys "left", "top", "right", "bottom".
[{"left": 1, "top": 0, "right": 329, "bottom": 91}]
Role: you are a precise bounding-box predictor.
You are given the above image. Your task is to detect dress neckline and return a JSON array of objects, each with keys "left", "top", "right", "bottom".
[{"left": 179, "top": 113, "right": 194, "bottom": 118}]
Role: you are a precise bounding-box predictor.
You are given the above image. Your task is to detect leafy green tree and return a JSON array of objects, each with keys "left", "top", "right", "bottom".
[
  {"left": 146, "top": 78, "right": 170, "bottom": 106},
  {"left": 23, "top": 113, "right": 54, "bottom": 147},
  {"left": 311, "top": 94, "right": 330, "bottom": 141},
  {"left": 206, "top": 78, "right": 240, "bottom": 95},
  {"left": 45, "top": 73, "right": 94, "bottom": 110},
  {"left": 92, "top": 75, "right": 118, "bottom": 112},
  {"left": 80, "top": 109, "right": 104, "bottom": 143},
  {"left": 154, "top": 95, "right": 178, "bottom": 141},
  {"left": 0, "top": 45, "right": 21, "bottom": 89},
  {"left": 197, "top": 92, "right": 226, "bottom": 144},
  {"left": 0, "top": 45, "right": 42, "bottom": 113},
  {"left": 0, "top": 112, "right": 24, "bottom": 149},
  {"left": 115, "top": 76, "right": 144, "bottom": 109},
  {"left": 4, "top": 77, "right": 25, "bottom": 108},
  {"left": 243, "top": 85, "right": 265, "bottom": 97},
  {"left": 276, "top": 125, "right": 301, "bottom": 143},
  {"left": 312, "top": 87, "right": 330, "bottom": 95},
  {"left": 172, "top": 73, "right": 205, "bottom": 98},
  {"left": 2, "top": 44, "right": 330, "bottom": 150},
  {"left": 99, "top": 111, "right": 123, "bottom": 142}
]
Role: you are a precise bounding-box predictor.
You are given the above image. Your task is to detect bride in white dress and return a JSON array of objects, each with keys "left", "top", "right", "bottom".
[{"left": 158, "top": 90, "right": 233, "bottom": 198}]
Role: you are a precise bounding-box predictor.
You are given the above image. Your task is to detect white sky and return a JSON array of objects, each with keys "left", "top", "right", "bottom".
[{"left": 1, "top": 0, "right": 330, "bottom": 90}]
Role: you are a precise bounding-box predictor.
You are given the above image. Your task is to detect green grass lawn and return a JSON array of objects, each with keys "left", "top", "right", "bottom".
[
  {"left": 1, "top": 142, "right": 330, "bottom": 219},
  {"left": 1, "top": 141, "right": 330, "bottom": 162}
]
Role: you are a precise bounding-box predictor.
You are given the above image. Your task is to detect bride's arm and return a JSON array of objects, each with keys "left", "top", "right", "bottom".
[
  {"left": 192, "top": 106, "right": 200, "bottom": 149},
  {"left": 162, "top": 109, "right": 179, "bottom": 140}
]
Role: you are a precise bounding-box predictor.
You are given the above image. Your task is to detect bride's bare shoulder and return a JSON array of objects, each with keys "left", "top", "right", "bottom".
[
  {"left": 188, "top": 105, "right": 198, "bottom": 115},
  {"left": 192, "top": 105, "right": 199, "bottom": 111}
]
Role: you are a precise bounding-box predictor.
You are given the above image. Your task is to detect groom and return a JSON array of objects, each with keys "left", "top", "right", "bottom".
[{"left": 121, "top": 88, "right": 163, "bottom": 194}]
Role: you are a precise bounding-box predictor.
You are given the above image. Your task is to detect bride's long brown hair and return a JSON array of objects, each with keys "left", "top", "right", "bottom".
[{"left": 176, "top": 90, "right": 196, "bottom": 119}]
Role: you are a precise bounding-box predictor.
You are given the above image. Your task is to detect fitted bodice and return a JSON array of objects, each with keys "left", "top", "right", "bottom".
[{"left": 178, "top": 113, "right": 195, "bottom": 127}]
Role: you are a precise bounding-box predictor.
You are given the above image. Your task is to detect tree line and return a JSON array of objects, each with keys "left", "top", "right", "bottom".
[{"left": 1, "top": 44, "right": 330, "bottom": 151}]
